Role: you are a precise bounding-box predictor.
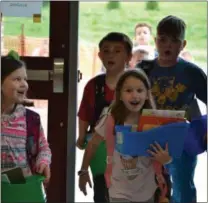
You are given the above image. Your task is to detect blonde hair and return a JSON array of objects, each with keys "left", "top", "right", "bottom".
[{"left": 135, "top": 23, "right": 152, "bottom": 34}]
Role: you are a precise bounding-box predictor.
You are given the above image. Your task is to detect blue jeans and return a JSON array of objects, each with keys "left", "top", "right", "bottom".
[{"left": 168, "top": 152, "right": 197, "bottom": 203}]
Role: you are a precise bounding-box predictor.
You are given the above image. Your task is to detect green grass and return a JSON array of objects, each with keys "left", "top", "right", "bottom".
[
  {"left": 3, "top": 2, "right": 207, "bottom": 67},
  {"left": 79, "top": 2, "right": 207, "bottom": 68},
  {"left": 79, "top": 2, "right": 206, "bottom": 48}
]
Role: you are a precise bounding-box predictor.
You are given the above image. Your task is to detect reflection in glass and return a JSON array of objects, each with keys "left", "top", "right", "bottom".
[{"left": 1, "top": 2, "right": 50, "bottom": 57}]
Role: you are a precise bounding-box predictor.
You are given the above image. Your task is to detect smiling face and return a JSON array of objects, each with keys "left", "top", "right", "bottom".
[
  {"left": 120, "top": 76, "right": 148, "bottom": 113},
  {"left": 98, "top": 41, "right": 131, "bottom": 74},
  {"left": 2, "top": 67, "right": 28, "bottom": 106}
]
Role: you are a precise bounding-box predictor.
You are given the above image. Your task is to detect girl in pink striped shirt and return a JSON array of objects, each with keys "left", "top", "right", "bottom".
[{"left": 1, "top": 51, "right": 51, "bottom": 184}]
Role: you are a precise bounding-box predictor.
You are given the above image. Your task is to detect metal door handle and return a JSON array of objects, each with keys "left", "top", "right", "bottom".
[
  {"left": 53, "top": 58, "right": 64, "bottom": 93},
  {"left": 27, "top": 58, "right": 64, "bottom": 93},
  {"left": 78, "top": 70, "right": 82, "bottom": 83}
]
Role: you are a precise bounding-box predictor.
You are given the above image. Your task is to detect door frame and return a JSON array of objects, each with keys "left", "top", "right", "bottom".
[
  {"left": 46, "top": 2, "right": 79, "bottom": 202},
  {"left": 66, "top": 2, "right": 79, "bottom": 203},
  {"left": 19, "top": 2, "right": 79, "bottom": 202}
]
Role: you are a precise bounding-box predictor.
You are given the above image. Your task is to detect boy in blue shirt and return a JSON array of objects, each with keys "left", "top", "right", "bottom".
[{"left": 137, "top": 15, "right": 207, "bottom": 203}]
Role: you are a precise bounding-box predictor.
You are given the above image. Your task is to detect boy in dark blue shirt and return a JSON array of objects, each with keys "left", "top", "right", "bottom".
[{"left": 137, "top": 15, "right": 207, "bottom": 203}]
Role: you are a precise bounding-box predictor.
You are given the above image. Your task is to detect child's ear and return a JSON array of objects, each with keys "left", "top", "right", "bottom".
[
  {"left": 127, "top": 53, "right": 132, "bottom": 62},
  {"left": 181, "top": 40, "right": 187, "bottom": 50},
  {"left": 98, "top": 51, "right": 102, "bottom": 60}
]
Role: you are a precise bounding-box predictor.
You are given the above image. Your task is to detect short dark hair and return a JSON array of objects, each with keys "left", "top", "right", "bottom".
[
  {"left": 1, "top": 56, "right": 25, "bottom": 83},
  {"left": 99, "top": 32, "right": 133, "bottom": 55},
  {"left": 135, "top": 23, "right": 152, "bottom": 34},
  {"left": 157, "top": 15, "right": 186, "bottom": 40}
]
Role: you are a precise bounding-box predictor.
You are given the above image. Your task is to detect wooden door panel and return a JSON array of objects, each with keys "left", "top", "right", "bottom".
[
  {"left": 18, "top": 2, "right": 76, "bottom": 202},
  {"left": 47, "top": 94, "right": 68, "bottom": 202}
]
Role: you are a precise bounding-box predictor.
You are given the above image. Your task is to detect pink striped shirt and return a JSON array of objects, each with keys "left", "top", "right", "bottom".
[{"left": 1, "top": 104, "right": 51, "bottom": 177}]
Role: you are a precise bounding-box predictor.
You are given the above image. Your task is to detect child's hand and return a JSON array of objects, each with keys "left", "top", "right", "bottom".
[
  {"left": 76, "top": 137, "right": 86, "bottom": 150},
  {"left": 147, "top": 142, "right": 172, "bottom": 165},
  {"left": 79, "top": 172, "right": 92, "bottom": 196},
  {"left": 36, "top": 163, "right": 51, "bottom": 185}
]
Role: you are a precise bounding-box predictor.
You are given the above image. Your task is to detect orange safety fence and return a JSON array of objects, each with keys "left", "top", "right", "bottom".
[{"left": 3, "top": 35, "right": 102, "bottom": 78}]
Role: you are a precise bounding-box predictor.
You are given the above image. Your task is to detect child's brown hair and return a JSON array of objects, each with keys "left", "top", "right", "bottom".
[
  {"left": 110, "top": 69, "right": 156, "bottom": 125},
  {"left": 99, "top": 32, "right": 133, "bottom": 55},
  {"left": 157, "top": 15, "right": 186, "bottom": 40}
]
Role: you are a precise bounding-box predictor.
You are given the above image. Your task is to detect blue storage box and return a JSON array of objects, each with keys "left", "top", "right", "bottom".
[{"left": 115, "top": 122, "right": 189, "bottom": 158}]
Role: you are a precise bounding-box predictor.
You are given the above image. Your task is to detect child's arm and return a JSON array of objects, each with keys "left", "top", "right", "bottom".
[
  {"left": 79, "top": 133, "right": 104, "bottom": 195},
  {"left": 192, "top": 67, "right": 207, "bottom": 104},
  {"left": 80, "top": 132, "right": 104, "bottom": 171},
  {"left": 36, "top": 124, "right": 52, "bottom": 167},
  {"left": 77, "top": 81, "right": 94, "bottom": 149},
  {"left": 77, "top": 119, "right": 89, "bottom": 149},
  {"left": 33, "top": 124, "right": 51, "bottom": 184},
  {"left": 78, "top": 113, "right": 107, "bottom": 195}
]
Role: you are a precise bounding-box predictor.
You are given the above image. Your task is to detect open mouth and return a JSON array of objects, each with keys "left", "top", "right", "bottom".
[
  {"left": 129, "top": 101, "right": 140, "bottom": 106},
  {"left": 107, "top": 61, "right": 115, "bottom": 66},
  {"left": 17, "top": 91, "right": 25, "bottom": 96},
  {"left": 164, "top": 50, "right": 171, "bottom": 56}
]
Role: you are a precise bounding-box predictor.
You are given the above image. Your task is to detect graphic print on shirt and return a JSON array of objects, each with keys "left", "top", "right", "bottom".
[
  {"left": 151, "top": 76, "right": 187, "bottom": 109},
  {"left": 120, "top": 155, "right": 152, "bottom": 180}
]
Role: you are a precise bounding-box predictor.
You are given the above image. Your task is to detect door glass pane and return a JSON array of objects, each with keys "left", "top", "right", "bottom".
[
  {"left": 194, "top": 100, "right": 207, "bottom": 202},
  {"left": 26, "top": 99, "right": 48, "bottom": 139},
  {"left": 76, "top": 2, "right": 207, "bottom": 202},
  {"left": 1, "top": 2, "right": 50, "bottom": 57}
]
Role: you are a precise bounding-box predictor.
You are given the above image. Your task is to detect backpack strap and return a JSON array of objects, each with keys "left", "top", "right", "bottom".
[
  {"left": 136, "top": 59, "right": 156, "bottom": 78},
  {"left": 153, "top": 162, "right": 169, "bottom": 202},
  {"left": 95, "top": 74, "right": 106, "bottom": 100},
  {"left": 94, "top": 74, "right": 107, "bottom": 120},
  {"left": 89, "top": 74, "right": 108, "bottom": 133},
  {"left": 26, "top": 108, "right": 40, "bottom": 173},
  {"left": 104, "top": 113, "right": 115, "bottom": 188}
]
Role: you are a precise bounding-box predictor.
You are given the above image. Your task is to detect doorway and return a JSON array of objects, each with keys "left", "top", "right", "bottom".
[
  {"left": 1, "top": 2, "right": 78, "bottom": 202},
  {"left": 75, "top": 2, "right": 207, "bottom": 202}
]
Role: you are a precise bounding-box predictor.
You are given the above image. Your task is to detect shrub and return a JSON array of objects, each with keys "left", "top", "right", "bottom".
[
  {"left": 146, "top": 1, "right": 159, "bottom": 10},
  {"left": 106, "top": 1, "right": 121, "bottom": 10}
]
